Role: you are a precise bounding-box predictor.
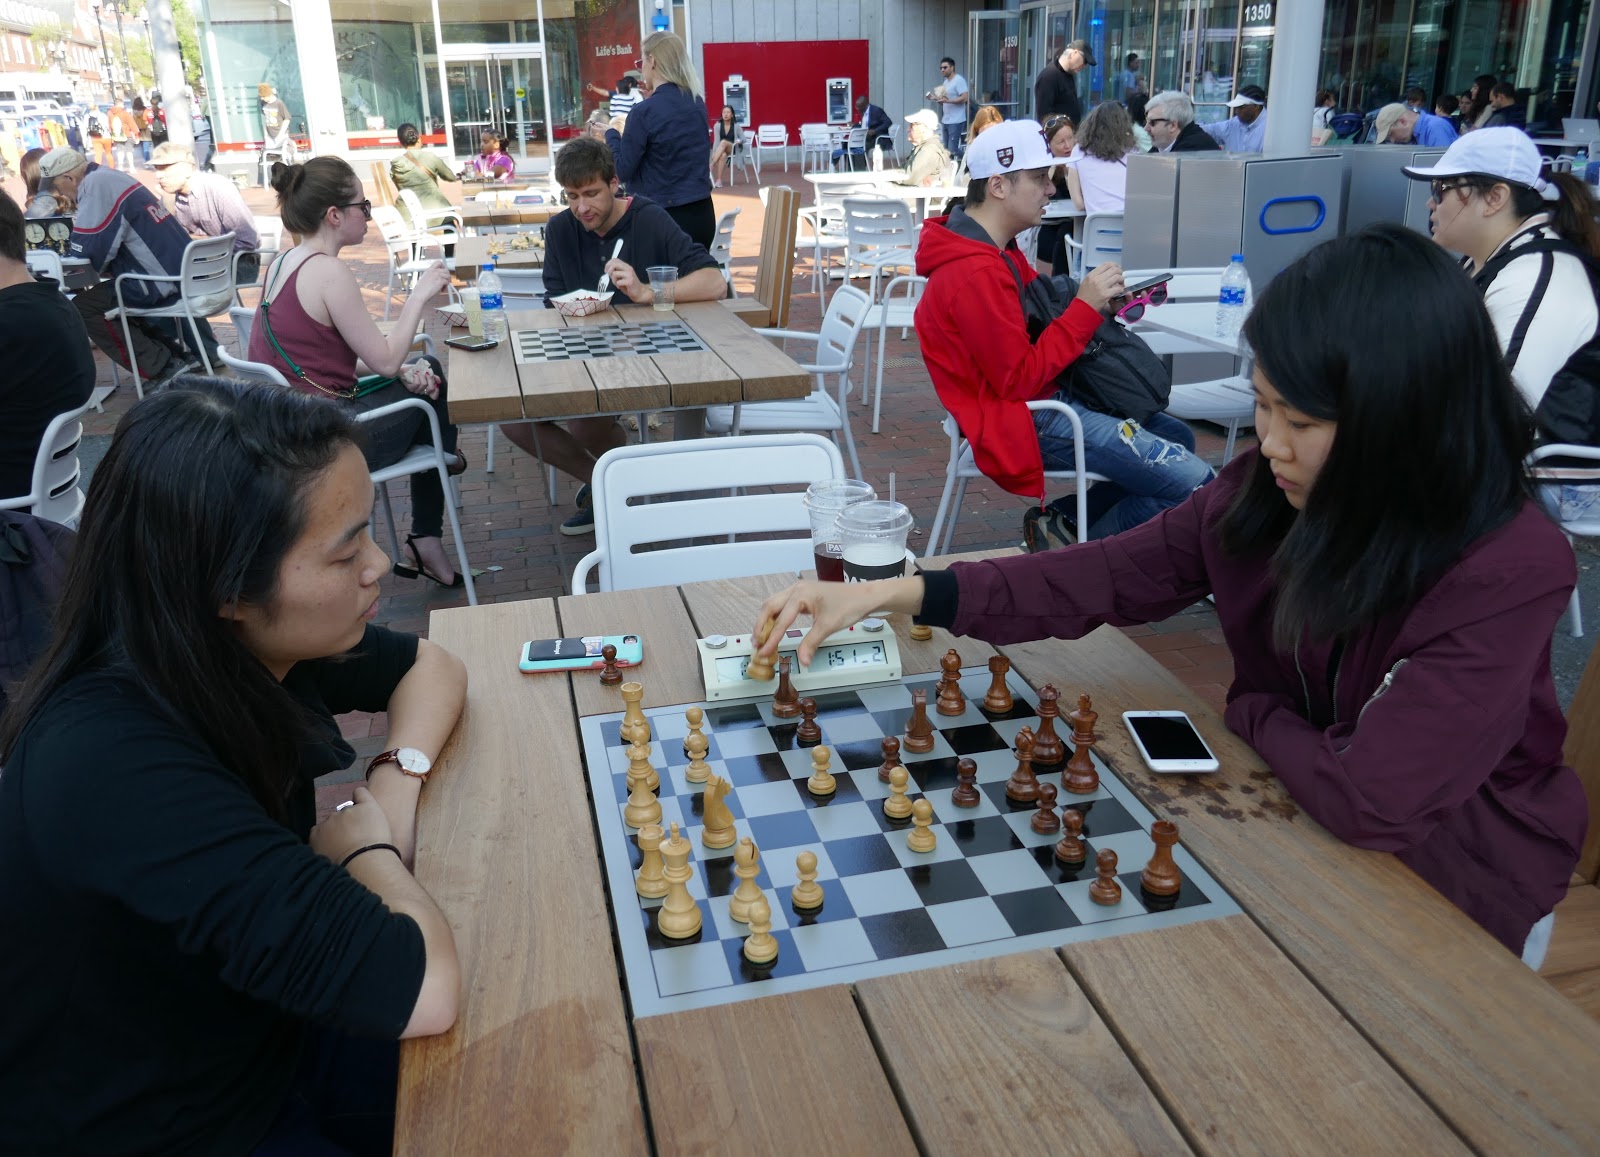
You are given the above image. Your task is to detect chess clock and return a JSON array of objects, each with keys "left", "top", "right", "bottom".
[{"left": 697, "top": 619, "right": 903, "bottom": 701}]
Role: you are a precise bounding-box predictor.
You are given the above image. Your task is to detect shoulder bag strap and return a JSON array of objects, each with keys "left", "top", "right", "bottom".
[{"left": 257, "top": 253, "right": 355, "bottom": 398}]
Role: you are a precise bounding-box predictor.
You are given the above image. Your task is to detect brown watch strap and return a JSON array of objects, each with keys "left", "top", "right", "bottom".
[{"left": 366, "top": 749, "right": 402, "bottom": 780}]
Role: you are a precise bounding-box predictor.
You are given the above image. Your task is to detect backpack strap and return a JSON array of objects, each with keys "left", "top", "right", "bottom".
[{"left": 1475, "top": 233, "right": 1600, "bottom": 372}]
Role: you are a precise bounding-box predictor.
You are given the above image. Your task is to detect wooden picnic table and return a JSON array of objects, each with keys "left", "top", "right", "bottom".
[
  {"left": 459, "top": 200, "right": 558, "bottom": 230},
  {"left": 398, "top": 553, "right": 1600, "bottom": 1154},
  {"left": 444, "top": 300, "right": 812, "bottom": 427},
  {"left": 452, "top": 235, "right": 544, "bottom": 279}
]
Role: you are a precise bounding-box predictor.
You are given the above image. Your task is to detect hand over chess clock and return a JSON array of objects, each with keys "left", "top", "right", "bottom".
[{"left": 754, "top": 577, "right": 925, "bottom": 667}]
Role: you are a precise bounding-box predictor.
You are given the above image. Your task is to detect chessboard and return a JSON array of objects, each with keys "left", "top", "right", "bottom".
[
  {"left": 512, "top": 321, "right": 708, "bottom": 364},
  {"left": 577, "top": 661, "right": 1239, "bottom": 1018}
]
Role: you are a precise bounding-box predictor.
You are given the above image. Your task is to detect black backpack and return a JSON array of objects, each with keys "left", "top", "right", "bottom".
[
  {"left": 0, "top": 513, "right": 74, "bottom": 721},
  {"left": 1475, "top": 235, "right": 1600, "bottom": 447},
  {"left": 1004, "top": 256, "right": 1171, "bottom": 425}
]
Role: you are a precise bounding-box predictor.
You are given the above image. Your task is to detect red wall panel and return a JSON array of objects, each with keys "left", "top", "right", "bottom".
[{"left": 702, "top": 40, "right": 870, "bottom": 132}]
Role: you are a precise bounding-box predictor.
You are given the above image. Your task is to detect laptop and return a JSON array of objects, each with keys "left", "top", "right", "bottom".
[
  {"left": 23, "top": 215, "right": 72, "bottom": 255},
  {"left": 1561, "top": 118, "right": 1600, "bottom": 144}
]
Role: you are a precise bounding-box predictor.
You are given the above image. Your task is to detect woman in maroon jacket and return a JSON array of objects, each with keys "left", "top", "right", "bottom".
[{"left": 753, "top": 225, "right": 1584, "bottom": 963}]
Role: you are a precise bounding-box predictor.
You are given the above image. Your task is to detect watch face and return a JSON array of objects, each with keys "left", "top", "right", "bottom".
[{"left": 396, "top": 747, "right": 432, "bottom": 775}]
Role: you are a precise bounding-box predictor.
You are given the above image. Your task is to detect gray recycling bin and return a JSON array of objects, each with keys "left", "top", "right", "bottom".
[{"left": 1341, "top": 145, "right": 1447, "bottom": 237}]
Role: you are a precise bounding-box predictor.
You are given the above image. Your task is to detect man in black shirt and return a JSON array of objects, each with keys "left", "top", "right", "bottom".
[
  {"left": 1144, "top": 90, "right": 1223, "bottom": 153},
  {"left": 1034, "top": 38, "right": 1094, "bottom": 126},
  {"left": 499, "top": 137, "right": 724, "bottom": 535},
  {"left": 0, "top": 191, "right": 94, "bottom": 504}
]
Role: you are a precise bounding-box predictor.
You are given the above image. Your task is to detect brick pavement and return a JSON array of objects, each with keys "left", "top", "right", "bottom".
[{"left": 4, "top": 162, "right": 1245, "bottom": 806}]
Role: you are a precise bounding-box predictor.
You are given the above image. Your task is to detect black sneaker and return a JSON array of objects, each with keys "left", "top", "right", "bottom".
[
  {"left": 574, "top": 482, "right": 591, "bottom": 509},
  {"left": 560, "top": 505, "right": 595, "bottom": 536}
]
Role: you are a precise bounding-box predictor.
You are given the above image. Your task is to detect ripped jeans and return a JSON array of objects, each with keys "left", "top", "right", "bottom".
[{"left": 1033, "top": 395, "right": 1215, "bottom": 540}]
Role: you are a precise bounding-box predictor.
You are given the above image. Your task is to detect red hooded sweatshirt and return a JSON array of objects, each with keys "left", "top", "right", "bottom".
[{"left": 914, "top": 210, "right": 1104, "bottom": 500}]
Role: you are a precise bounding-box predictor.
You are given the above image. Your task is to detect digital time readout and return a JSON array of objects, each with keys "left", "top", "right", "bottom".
[{"left": 714, "top": 640, "right": 888, "bottom": 681}]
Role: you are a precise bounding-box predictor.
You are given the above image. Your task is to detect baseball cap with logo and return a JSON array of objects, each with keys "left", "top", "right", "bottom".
[
  {"left": 39, "top": 147, "right": 87, "bottom": 180},
  {"left": 965, "top": 119, "right": 1055, "bottom": 179},
  {"left": 149, "top": 141, "right": 195, "bottom": 167},
  {"left": 1225, "top": 85, "right": 1267, "bottom": 108},
  {"left": 906, "top": 109, "right": 939, "bottom": 130},
  {"left": 1403, "top": 126, "right": 1561, "bottom": 201}
]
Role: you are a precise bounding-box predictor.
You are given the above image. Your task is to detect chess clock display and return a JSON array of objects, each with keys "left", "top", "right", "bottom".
[{"left": 696, "top": 619, "right": 903, "bottom": 701}]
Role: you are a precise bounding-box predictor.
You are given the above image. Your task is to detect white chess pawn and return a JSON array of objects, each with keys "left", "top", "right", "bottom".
[
  {"left": 743, "top": 893, "right": 778, "bottom": 965},
  {"left": 807, "top": 745, "right": 837, "bottom": 796},
  {"left": 728, "top": 837, "right": 763, "bottom": 924},
  {"left": 884, "top": 765, "right": 913, "bottom": 820},
  {"left": 907, "top": 798, "right": 937, "bottom": 853},
  {"left": 791, "top": 850, "right": 824, "bottom": 910}
]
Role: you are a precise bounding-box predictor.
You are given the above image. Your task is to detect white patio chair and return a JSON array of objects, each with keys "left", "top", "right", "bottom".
[
  {"left": 925, "top": 401, "right": 1108, "bottom": 557},
  {"left": 841, "top": 197, "right": 917, "bottom": 302},
  {"left": 732, "top": 129, "right": 756, "bottom": 184},
  {"left": 234, "top": 214, "right": 282, "bottom": 304},
  {"left": 859, "top": 274, "right": 927, "bottom": 433},
  {"left": 755, "top": 124, "right": 789, "bottom": 173},
  {"left": 396, "top": 188, "right": 463, "bottom": 238},
  {"left": 0, "top": 399, "right": 91, "bottom": 528},
  {"left": 1529, "top": 444, "right": 1600, "bottom": 636},
  {"left": 841, "top": 126, "right": 868, "bottom": 171},
  {"left": 106, "top": 231, "right": 235, "bottom": 398},
  {"left": 229, "top": 303, "right": 255, "bottom": 353},
  {"left": 373, "top": 205, "right": 445, "bottom": 321},
  {"left": 570, "top": 433, "right": 845, "bottom": 594},
  {"left": 886, "top": 123, "right": 903, "bottom": 164},
  {"left": 24, "top": 248, "right": 63, "bottom": 286},
  {"left": 1080, "top": 212, "right": 1125, "bottom": 272},
  {"left": 797, "top": 182, "right": 882, "bottom": 294},
  {"left": 709, "top": 206, "right": 741, "bottom": 288},
  {"left": 703, "top": 284, "right": 872, "bottom": 479},
  {"left": 216, "top": 347, "right": 478, "bottom": 606},
  {"left": 799, "top": 124, "right": 833, "bottom": 173}
]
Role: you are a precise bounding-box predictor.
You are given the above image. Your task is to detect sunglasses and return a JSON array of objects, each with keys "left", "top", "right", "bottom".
[
  {"left": 1429, "top": 179, "right": 1473, "bottom": 200},
  {"left": 1114, "top": 282, "right": 1169, "bottom": 323},
  {"left": 1146, "top": 117, "right": 1173, "bottom": 128},
  {"left": 338, "top": 199, "right": 374, "bottom": 219}
]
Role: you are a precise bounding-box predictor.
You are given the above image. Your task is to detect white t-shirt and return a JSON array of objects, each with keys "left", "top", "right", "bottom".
[
  {"left": 942, "top": 74, "right": 969, "bottom": 124},
  {"left": 1475, "top": 218, "right": 1599, "bottom": 409},
  {"left": 610, "top": 90, "right": 640, "bottom": 117},
  {"left": 1068, "top": 152, "right": 1131, "bottom": 214}
]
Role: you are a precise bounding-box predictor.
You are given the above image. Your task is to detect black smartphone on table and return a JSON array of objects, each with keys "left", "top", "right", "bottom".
[{"left": 445, "top": 336, "right": 500, "bottom": 351}]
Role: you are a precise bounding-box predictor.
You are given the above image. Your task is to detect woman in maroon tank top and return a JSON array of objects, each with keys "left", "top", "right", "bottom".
[{"left": 250, "top": 156, "right": 465, "bottom": 587}]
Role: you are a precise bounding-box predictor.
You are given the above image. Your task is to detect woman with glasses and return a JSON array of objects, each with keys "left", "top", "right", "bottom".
[
  {"left": 1033, "top": 115, "right": 1077, "bottom": 274},
  {"left": 249, "top": 157, "right": 466, "bottom": 589},
  {"left": 752, "top": 225, "right": 1583, "bottom": 968},
  {"left": 1406, "top": 128, "right": 1600, "bottom": 524}
]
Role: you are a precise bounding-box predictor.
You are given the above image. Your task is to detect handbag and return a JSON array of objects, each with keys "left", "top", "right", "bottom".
[
  {"left": 1003, "top": 256, "right": 1171, "bottom": 426},
  {"left": 258, "top": 259, "right": 397, "bottom": 400}
]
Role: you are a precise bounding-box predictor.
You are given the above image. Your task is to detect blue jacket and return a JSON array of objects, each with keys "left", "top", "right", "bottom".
[
  {"left": 1412, "top": 111, "right": 1459, "bottom": 147},
  {"left": 605, "top": 82, "right": 713, "bottom": 209},
  {"left": 68, "top": 164, "right": 193, "bottom": 307}
]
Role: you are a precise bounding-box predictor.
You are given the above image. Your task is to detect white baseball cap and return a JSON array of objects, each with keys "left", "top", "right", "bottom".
[
  {"left": 1403, "top": 127, "right": 1560, "bottom": 201},
  {"left": 1225, "top": 86, "right": 1267, "bottom": 109},
  {"left": 905, "top": 109, "right": 939, "bottom": 129},
  {"left": 965, "top": 119, "right": 1055, "bottom": 179}
]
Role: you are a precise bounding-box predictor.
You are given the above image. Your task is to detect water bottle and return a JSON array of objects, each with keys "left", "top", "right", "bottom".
[
  {"left": 871, "top": 143, "right": 883, "bottom": 171},
  {"left": 1216, "top": 255, "right": 1250, "bottom": 339},
  {"left": 478, "top": 261, "right": 508, "bottom": 342}
]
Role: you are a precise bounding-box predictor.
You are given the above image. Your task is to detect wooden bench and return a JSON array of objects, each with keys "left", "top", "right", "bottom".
[{"left": 722, "top": 185, "right": 799, "bottom": 330}]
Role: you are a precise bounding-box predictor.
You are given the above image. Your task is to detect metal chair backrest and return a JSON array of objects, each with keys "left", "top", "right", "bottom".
[
  {"left": 179, "top": 232, "right": 238, "bottom": 311},
  {"left": 842, "top": 197, "right": 915, "bottom": 258},
  {"left": 216, "top": 346, "right": 292, "bottom": 388},
  {"left": 572, "top": 433, "right": 845, "bottom": 594},
  {"left": 372, "top": 205, "right": 421, "bottom": 261},
  {"left": 1081, "top": 212, "right": 1125, "bottom": 271},
  {"left": 0, "top": 400, "right": 90, "bottom": 525},
  {"left": 710, "top": 207, "right": 741, "bottom": 269},
  {"left": 229, "top": 304, "right": 255, "bottom": 352},
  {"left": 847, "top": 126, "right": 867, "bottom": 152},
  {"left": 757, "top": 124, "right": 788, "bottom": 146},
  {"left": 24, "top": 248, "right": 63, "bottom": 286},
  {"left": 941, "top": 159, "right": 959, "bottom": 186},
  {"left": 495, "top": 268, "right": 547, "bottom": 304},
  {"left": 816, "top": 283, "right": 874, "bottom": 372}
]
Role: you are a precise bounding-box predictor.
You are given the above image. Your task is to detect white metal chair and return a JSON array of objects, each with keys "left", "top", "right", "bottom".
[
  {"left": 925, "top": 401, "right": 1108, "bottom": 557},
  {"left": 229, "top": 304, "right": 255, "bottom": 353},
  {"left": 755, "top": 124, "right": 789, "bottom": 174},
  {"left": 841, "top": 126, "right": 868, "bottom": 171},
  {"left": 1080, "top": 212, "right": 1125, "bottom": 272},
  {"left": 732, "top": 129, "right": 756, "bottom": 184},
  {"left": 234, "top": 214, "right": 283, "bottom": 303},
  {"left": 570, "top": 433, "right": 845, "bottom": 594},
  {"left": 859, "top": 274, "right": 927, "bottom": 433},
  {"left": 495, "top": 267, "right": 547, "bottom": 303},
  {"left": 0, "top": 399, "right": 91, "bottom": 527},
  {"left": 24, "top": 248, "right": 63, "bottom": 285},
  {"left": 703, "top": 284, "right": 872, "bottom": 479},
  {"left": 396, "top": 188, "right": 462, "bottom": 238},
  {"left": 797, "top": 182, "right": 882, "bottom": 294},
  {"left": 709, "top": 207, "right": 741, "bottom": 288},
  {"left": 1529, "top": 444, "right": 1600, "bottom": 636},
  {"left": 373, "top": 205, "right": 445, "bottom": 321},
  {"left": 216, "top": 347, "right": 478, "bottom": 606},
  {"left": 799, "top": 124, "right": 833, "bottom": 173},
  {"left": 886, "top": 123, "right": 903, "bottom": 164},
  {"left": 107, "top": 232, "right": 236, "bottom": 398},
  {"left": 841, "top": 197, "right": 917, "bottom": 302}
]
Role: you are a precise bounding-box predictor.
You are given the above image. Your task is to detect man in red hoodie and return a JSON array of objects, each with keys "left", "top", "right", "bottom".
[{"left": 914, "top": 119, "right": 1214, "bottom": 539}]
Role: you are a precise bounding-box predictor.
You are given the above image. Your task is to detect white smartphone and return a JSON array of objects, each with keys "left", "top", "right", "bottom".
[{"left": 1122, "top": 710, "right": 1220, "bottom": 774}]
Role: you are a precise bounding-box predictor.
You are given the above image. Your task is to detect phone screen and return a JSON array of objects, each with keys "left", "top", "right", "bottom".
[
  {"left": 1128, "top": 715, "right": 1212, "bottom": 760},
  {"left": 1122, "top": 273, "right": 1173, "bottom": 298}
]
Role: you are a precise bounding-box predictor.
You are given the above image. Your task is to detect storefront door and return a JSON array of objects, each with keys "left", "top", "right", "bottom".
[
  {"left": 968, "top": 11, "right": 1023, "bottom": 121},
  {"left": 440, "top": 44, "right": 547, "bottom": 161},
  {"left": 1019, "top": 2, "right": 1075, "bottom": 120}
]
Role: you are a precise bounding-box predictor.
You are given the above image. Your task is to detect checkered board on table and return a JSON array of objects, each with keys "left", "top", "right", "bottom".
[{"left": 511, "top": 321, "right": 707, "bottom": 364}]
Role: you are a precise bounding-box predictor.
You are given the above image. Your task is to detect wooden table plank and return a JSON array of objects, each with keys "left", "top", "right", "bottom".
[
  {"left": 674, "top": 301, "right": 812, "bottom": 402},
  {"left": 460, "top": 201, "right": 557, "bottom": 229},
  {"left": 995, "top": 622, "right": 1600, "bottom": 1153},
  {"left": 616, "top": 301, "right": 745, "bottom": 409},
  {"left": 446, "top": 337, "right": 524, "bottom": 424},
  {"left": 562, "top": 307, "right": 674, "bottom": 414},
  {"left": 1065, "top": 917, "right": 1468, "bottom": 1155},
  {"left": 678, "top": 571, "right": 801, "bottom": 646},
  {"left": 505, "top": 308, "right": 601, "bottom": 420},
  {"left": 557, "top": 584, "right": 704, "bottom": 716},
  {"left": 454, "top": 235, "right": 543, "bottom": 279},
  {"left": 857, "top": 950, "right": 1192, "bottom": 1155},
  {"left": 635, "top": 986, "right": 918, "bottom": 1157},
  {"left": 399, "top": 601, "right": 647, "bottom": 1155},
  {"left": 721, "top": 297, "right": 771, "bottom": 327}
]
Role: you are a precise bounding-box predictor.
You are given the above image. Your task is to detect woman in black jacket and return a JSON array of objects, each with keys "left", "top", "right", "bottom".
[{"left": 605, "top": 31, "right": 716, "bottom": 248}]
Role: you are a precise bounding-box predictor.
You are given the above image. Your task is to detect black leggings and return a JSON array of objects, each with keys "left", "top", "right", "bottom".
[
  {"left": 665, "top": 197, "right": 718, "bottom": 251},
  {"left": 349, "top": 355, "right": 457, "bottom": 540}
]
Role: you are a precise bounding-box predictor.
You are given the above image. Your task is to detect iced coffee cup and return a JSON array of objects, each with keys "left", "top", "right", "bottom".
[
  {"left": 804, "top": 480, "right": 875, "bottom": 581},
  {"left": 836, "top": 500, "right": 915, "bottom": 583}
]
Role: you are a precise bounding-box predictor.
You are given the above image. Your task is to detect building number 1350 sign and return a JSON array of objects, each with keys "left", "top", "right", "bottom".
[{"left": 1244, "top": 2, "right": 1273, "bottom": 23}]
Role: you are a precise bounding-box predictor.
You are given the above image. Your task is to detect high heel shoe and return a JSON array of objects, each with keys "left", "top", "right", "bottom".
[{"left": 392, "top": 534, "right": 464, "bottom": 588}]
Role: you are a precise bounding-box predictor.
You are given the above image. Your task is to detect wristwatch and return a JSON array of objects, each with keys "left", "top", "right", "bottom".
[{"left": 366, "top": 746, "right": 432, "bottom": 782}]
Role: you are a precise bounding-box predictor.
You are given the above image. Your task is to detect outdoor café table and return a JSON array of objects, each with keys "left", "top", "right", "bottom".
[
  {"left": 1129, "top": 299, "right": 1250, "bottom": 359},
  {"left": 443, "top": 300, "right": 811, "bottom": 432},
  {"left": 460, "top": 199, "right": 559, "bottom": 231},
  {"left": 397, "top": 553, "right": 1600, "bottom": 1154},
  {"left": 452, "top": 234, "right": 544, "bottom": 280}
]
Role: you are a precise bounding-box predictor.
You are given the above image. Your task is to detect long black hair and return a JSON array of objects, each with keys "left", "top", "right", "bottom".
[
  {"left": 1217, "top": 224, "right": 1536, "bottom": 649},
  {"left": 0, "top": 379, "right": 362, "bottom": 821}
]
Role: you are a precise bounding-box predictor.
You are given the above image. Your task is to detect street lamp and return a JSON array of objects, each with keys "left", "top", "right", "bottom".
[{"left": 92, "top": 4, "right": 117, "bottom": 102}]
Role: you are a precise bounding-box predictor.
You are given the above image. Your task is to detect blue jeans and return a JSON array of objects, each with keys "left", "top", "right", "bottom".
[
  {"left": 940, "top": 120, "right": 964, "bottom": 157},
  {"left": 1033, "top": 398, "right": 1215, "bottom": 539}
]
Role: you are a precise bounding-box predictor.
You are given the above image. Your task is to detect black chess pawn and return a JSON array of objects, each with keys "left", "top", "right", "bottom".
[
  {"left": 1054, "top": 808, "right": 1086, "bottom": 864},
  {"left": 599, "top": 643, "right": 622, "bottom": 685},
  {"left": 795, "top": 697, "right": 822, "bottom": 745},
  {"left": 877, "top": 736, "right": 903, "bottom": 784},
  {"left": 1030, "top": 782, "right": 1060, "bottom": 834},
  {"left": 951, "top": 757, "right": 980, "bottom": 807}
]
